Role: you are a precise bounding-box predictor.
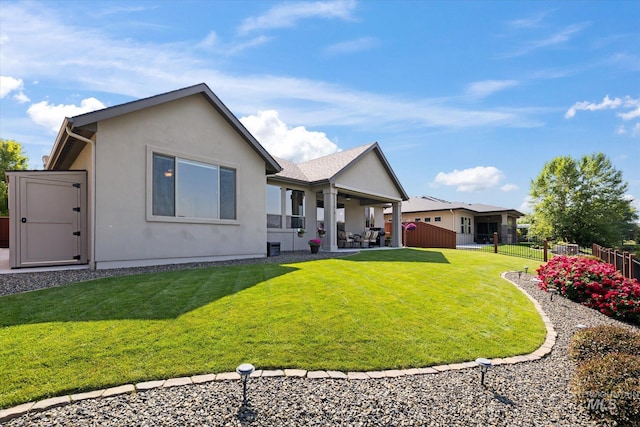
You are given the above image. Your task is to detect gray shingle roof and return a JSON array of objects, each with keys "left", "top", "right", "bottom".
[
  {"left": 387, "top": 196, "right": 523, "bottom": 216},
  {"left": 271, "top": 142, "right": 409, "bottom": 201},
  {"left": 272, "top": 143, "right": 372, "bottom": 182}
]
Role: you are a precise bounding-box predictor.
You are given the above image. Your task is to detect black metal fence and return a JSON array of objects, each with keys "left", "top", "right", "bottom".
[
  {"left": 456, "top": 232, "right": 548, "bottom": 261},
  {"left": 457, "top": 233, "right": 592, "bottom": 263}
]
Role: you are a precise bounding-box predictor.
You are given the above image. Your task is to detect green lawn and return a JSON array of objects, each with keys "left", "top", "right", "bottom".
[{"left": 0, "top": 249, "right": 545, "bottom": 409}]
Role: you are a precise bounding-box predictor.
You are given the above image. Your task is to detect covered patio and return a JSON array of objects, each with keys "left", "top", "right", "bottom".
[{"left": 266, "top": 143, "right": 408, "bottom": 253}]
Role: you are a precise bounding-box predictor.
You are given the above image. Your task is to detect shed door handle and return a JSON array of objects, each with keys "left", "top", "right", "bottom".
[{"left": 21, "top": 218, "right": 27, "bottom": 223}]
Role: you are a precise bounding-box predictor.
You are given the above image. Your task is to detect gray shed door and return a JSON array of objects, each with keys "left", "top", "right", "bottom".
[{"left": 14, "top": 173, "right": 87, "bottom": 267}]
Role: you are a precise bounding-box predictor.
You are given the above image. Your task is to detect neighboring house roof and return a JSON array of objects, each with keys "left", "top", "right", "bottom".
[
  {"left": 47, "top": 83, "right": 282, "bottom": 174},
  {"left": 386, "top": 196, "right": 523, "bottom": 217},
  {"left": 270, "top": 143, "right": 409, "bottom": 200}
]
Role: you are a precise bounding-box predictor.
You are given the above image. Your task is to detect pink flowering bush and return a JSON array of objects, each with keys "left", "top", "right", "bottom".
[{"left": 537, "top": 256, "right": 640, "bottom": 324}]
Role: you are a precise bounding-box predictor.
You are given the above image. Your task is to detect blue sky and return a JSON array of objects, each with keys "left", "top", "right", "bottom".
[{"left": 1, "top": 0, "right": 639, "bottom": 213}]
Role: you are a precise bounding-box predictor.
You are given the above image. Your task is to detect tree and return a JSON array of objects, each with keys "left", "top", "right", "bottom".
[
  {"left": 529, "top": 153, "right": 638, "bottom": 247},
  {"left": 0, "top": 139, "right": 29, "bottom": 216}
]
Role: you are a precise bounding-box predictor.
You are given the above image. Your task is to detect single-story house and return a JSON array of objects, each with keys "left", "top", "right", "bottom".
[
  {"left": 384, "top": 195, "right": 523, "bottom": 245},
  {"left": 7, "top": 83, "right": 408, "bottom": 269}
]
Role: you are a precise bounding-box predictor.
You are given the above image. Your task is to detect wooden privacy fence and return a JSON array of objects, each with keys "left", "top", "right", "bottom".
[
  {"left": 592, "top": 243, "right": 639, "bottom": 281},
  {"left": 0, "top": 217, "right": 8, "bottom": 248},
  {"left": 385, "top": 222, "right": 456, "bottom": 249}
]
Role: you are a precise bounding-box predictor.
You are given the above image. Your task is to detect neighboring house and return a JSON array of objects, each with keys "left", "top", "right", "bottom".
[
  {"left": 7, "top": 83, "right": 407, "bottom": 269},
  {"left": 384, "top": 196, "right": 523, "bottom": 245}
]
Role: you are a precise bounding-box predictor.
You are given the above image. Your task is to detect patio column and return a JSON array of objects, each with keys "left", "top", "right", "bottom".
[
  {"left": 323, "top": 187, "right": 338, "bottom": 251},
  {"left": 501, "top": 213, "right": 509, "bottom": 244},
  {"left": 391, "top": 201, "right": 402, "bottom": 247}
]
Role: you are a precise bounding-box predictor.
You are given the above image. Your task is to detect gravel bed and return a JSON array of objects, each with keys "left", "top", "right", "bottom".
[{"left": 3, "top": 267, "right": 639, "bottom": 426}]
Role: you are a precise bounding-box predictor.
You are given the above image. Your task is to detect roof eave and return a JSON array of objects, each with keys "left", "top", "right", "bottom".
[{"left": 65, "top": 83, "right": 282, "bottom": 175}]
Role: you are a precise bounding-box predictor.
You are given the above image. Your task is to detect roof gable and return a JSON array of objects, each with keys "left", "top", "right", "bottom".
[
  {"left": 48, "top": 83, "right": 281, "bottom": 174},
  {"left": 271, "top": 143, "right": 408, "bottom": 200}
]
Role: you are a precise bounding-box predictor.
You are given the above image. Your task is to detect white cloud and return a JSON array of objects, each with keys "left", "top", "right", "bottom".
[
  {"left": 196, "top": 31, "right": 271, "bottom": 55},
  {"left": 240, "top": 110, "right": 339, "bottom": 162},
  {"left": 238, "top": 0, "right": 356, "bottom": 34},
  {"left": 507, "top": 22, "right": 589, "bottom": 57},
  {"left": 618, "top": 105, "right": 640, "bottom": 120},
  {"left": 0, "top": 75, "right": 23, "bottom": 98},
  {"left": 507, "top": 11, "right": 550, "bottom": 29},
  {"left": 519, "top": 195, "right": 534, "bottom": 213},
  {"left": 466, "top": 80, "right": 519, "bottom": 99},
  {"left": 565, "top": 95, "right": 640, "bottom": 119},
  {"left": 13, "top": 92, "right": 30, "bottom": 103},
  {"left": 433, "top": 166, "right": 505, "bottom": 192},
  {"left": 27, "top": 97, "right": 106, "bottom": 132},
  {"left": 0, "top": 2, "right": 542, "bottom": 135},
  {"left": 501, "top": 183, "right": 519, "bottom": 192},
  {"left": 324, "top": 37, "right": 377, "bottom": 55}
]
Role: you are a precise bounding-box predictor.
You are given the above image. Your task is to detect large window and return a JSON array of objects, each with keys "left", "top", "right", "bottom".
[
  {"left": 266, "top": 186, "right": 305, "bottom": 229},
  {"left": 286, "top": 189, "right": 305, "bottom": 229},
  {"left": 365, "top": 207, "right": 375, "bottom": 228},
  {"left": 152, "top": 153, "right": 236, "bottom": 220},
  {"left": 266, "top": 185, "right": 282, "bottom": 228},
  {"left": 461, "top": 217, "right": 471, "bottom": 234}
]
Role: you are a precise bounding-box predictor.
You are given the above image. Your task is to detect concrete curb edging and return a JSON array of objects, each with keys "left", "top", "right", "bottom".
[{"left": 0, "top": 272, "right": 555, "bottom": 423}]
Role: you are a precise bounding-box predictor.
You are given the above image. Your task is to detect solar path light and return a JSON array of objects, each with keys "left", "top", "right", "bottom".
[
  {"left": 549, "top": 288, "right": 558, "bottom": 301},
  {"left": 236, "top": 363, "right": 255, "bottom": 406},
  {"left": 475, "top": 358, "right": 492, "bottom": 387},
  {"left": 524, "top": 266, "right": 529, "bottom": 274}
]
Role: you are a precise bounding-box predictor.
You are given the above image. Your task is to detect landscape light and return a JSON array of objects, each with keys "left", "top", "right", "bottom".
[
  {"left": 549, "top": 288, "right": 558, "bottom": 301},
  {"left": 524, "top": 267, "right": 529, "bottom": 274},
  {"left": 475, "top": 358, "right": 492, "bottom": 387},
  {"left": 236, "top": 363, "right": 255, "bottom": 406}
]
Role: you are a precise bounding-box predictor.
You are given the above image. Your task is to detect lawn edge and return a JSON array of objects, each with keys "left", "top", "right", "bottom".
[{"left": 0, "top": 271, "right": 555, "bottom": 422}]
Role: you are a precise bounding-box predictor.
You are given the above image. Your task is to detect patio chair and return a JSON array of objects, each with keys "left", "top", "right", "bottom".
[
  {"left": 360, "top": 230, "right": 371, "bottom": 248},
  {"left": 367, "top": 230, "right": 379, "bottom": 247},
  {"left": 338, "top": 231, "right": 355, "bottom": 248}
]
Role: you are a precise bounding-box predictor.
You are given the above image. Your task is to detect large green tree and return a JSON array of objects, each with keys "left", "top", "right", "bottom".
[
  {"left": 1, "top": 139, "right": 29, "bottom": 216},
  {"left": 529, "top": 153, "right": 638, "bottom": 247}
]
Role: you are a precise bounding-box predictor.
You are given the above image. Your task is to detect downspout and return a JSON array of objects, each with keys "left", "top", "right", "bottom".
[{"left": 65, "top": 126, "right": 97, "bottom": 270}]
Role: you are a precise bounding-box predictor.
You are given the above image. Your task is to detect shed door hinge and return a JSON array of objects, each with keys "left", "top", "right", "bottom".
[
  {"left": 73, "top": 207, "right": 81, "bottom": 212},
  {"left": 73, "top": 231, "right": 81, "bottom": 236},
  {"left": 72, "top": 183, "right": 81, "bottom": 188},
  {"left": 73, "top": 255, "right": 81, "bottom": 260}
]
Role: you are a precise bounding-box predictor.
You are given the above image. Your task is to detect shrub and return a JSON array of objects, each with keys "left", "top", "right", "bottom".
[
  {"left": 569, "top": 325, "right": 640, "bottom": 362},
  {"left": 536, "top": 255, "right": 640, "bottom": 324},
  {"left": 571, "top": 353, "right": 640, "bottom": 426}
]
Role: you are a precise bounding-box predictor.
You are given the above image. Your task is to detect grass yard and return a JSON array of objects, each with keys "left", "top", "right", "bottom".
[{"left": 0, "top": 249, "right": 545, "bottom": 409}]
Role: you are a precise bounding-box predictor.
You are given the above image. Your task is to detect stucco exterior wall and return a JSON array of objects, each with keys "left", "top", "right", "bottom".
[
  {"left": 92, "top": 94, "right": 267, "bottom": 268},
  {"left": 334, "top": 151, "right": 402, "bottom": 201}
]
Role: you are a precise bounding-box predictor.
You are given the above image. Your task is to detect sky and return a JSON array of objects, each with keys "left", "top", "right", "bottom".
[{"left": 1, "top": 0, "right": 639, "bottom": 213}]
